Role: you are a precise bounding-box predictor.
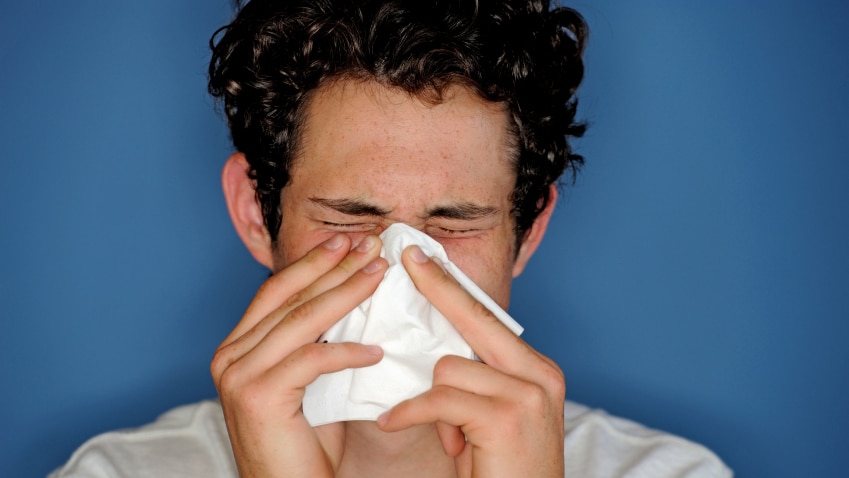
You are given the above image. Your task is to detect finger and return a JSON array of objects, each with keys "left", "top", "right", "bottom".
[
  {"left": 401, "top": 245, "right": 538, "bottom": 375},
  {"left": 231, "top": 257, "right": 388, "bottom": 374},
  {"left": 263, "top": 342, "right": 384, "bottom": 405},
  {"left": 377, "top": 386, "right": 488, "bottom": 436},
  {"left": 288, "top": 235, "right": 384, "bottom": 316},
  {"left": 434, "top": 354, "right": 565, "bottom": 417},
  {"left": 436, "top": 421, "right": 466, "bottom": 457},
  {"left": 380, "top": 381, "right": 563, "bottom": 477},
  {"left": 432, "top": 348, "right": 565, "bottom": 408},
  {"left": 213, "top": 236, "right": 384, "bottom": 378},
  {"left": 228, "top": 235, "right": 383, "bottom": 353},
  {"left": 222, "top": 233, "right": 352, "bottom": 346},
  {"left": 220, "top": 341, "right": 383, "bottom": 418},
  {"left": 432, "top": 355, "right": 520, "bottom": 397}
]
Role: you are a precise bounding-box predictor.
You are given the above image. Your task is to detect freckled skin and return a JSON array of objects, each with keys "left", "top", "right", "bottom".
[{"left": 274, "top": 80, "right": 521, "bottom": 310}]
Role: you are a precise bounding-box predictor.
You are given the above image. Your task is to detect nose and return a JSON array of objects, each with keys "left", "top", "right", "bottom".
[{"left": 346, "top": 221, "right": 425, "bottom": 249}]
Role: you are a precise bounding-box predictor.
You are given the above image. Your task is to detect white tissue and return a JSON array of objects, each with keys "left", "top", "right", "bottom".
[{"left": 302, "top": 223, "right": 523, "bottom": 426}]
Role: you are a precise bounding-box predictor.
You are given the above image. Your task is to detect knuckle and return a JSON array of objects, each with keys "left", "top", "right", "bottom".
[
  {"left": 294, "top": 342, "right": 329, "bottom": 367},
  {"left": 507, "top": 379, "right": 547, "bottom": 412},
  {"left": 298, "top": 342, "right": 323, "bottom": 360},
  {"left": 335, "top": 255, "right": 360, "bottom": 276},
  {"left": 470, "top": 299, "right": 497, "bottom": 322},
  {"left": 428, "top": 385, "right": 454, "bottom": 407},
  {"left": 286, "top": 299, "right": 316, "bottom": 325},
  {"left": 282, "top": 290, "right": 308, "bottom": 310},
  {"left": 210, "top": 344, "right": 236, "bottom": 381},
  {"left": 433, "top": 355, "right": 462, "bottom": 379},
  {"left": 216, "top": 362, "right": 243, "bottom": 397},
  {"left": 540, "top": 362, "right": 566, "bottom": 398}
]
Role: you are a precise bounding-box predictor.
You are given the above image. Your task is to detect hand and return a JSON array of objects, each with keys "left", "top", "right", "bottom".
[
  {"left": 211, "top": 234, "right": 388, "bottom": 478},
  {"left": 377, "top": 245, "right": 566, "bottom": 478}
]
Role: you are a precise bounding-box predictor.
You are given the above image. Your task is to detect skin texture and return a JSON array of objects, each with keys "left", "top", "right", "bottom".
[{"left": 214, "top": 80, "right": 565, "bottom": 477}]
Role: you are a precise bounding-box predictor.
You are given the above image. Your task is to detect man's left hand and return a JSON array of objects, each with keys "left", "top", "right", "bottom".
[{"left": 377, "top": 244, "right": 566, "bottom": 477}]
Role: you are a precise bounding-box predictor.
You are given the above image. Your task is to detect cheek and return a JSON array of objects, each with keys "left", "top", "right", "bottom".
[
  {"left": 442, "top": 239, "right": 515, "bottom": 308},
  {"left": 272, "top": 222, "right": 330, "bottom": 271}
]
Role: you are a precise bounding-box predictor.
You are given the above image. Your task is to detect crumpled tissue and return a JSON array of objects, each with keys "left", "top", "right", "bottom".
[{"left": 302, "top": 223, "right": 523, "bottom": 426}]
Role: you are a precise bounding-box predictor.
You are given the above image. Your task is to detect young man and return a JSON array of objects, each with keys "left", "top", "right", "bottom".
[{"left": 52, "top": 0, "right": 730, "bottom": 476}]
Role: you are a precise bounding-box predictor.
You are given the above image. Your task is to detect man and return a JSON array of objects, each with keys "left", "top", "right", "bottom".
[{"left": 52, "top": 0, "right": 730, "bottom": 476}]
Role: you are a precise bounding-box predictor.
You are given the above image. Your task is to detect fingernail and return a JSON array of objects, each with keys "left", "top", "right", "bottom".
[
  {"left": 366, "top": 345, "right": 383, "bottom": 356},
  {"left": 323, "top": 234, "right": 345, "bottom": 250},
  {"left": 377, "top": 411, "right": 389, "bottom": 426},
  {"left": 362, "top": 258, "right": 383, "bottom": 274},
  {"left": 356, "top": 235, "right": 375, "bottom": 252},
  {"left": 409, "top": 245, "right": 429, "bottom": 263}
]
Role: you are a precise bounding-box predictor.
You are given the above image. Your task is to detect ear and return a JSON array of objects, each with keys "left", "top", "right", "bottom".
[
  {"left": 222, "top": 153, "right": 274, "bottom": 268},
  {"left": 511, "top": 185, "right": 557, "bottom": 278}
]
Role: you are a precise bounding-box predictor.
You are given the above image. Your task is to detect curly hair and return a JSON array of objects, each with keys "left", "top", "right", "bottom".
[{"left": 209, "top": 0, "right": 586, "bottom": 243}]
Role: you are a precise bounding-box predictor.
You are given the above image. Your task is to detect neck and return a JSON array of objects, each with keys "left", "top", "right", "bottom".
[{"left": 336, "top": 421, "right": 456, "bottom": 478}]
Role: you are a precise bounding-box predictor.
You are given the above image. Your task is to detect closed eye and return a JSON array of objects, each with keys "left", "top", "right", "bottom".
[
  {"left": 322, "top": 221, "right": 379, "bottom": 232},
  {"left": 426, "top": 225, "right": 482, "bottom": 238}
]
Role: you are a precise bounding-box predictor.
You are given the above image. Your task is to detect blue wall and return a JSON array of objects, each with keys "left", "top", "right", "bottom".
[{"left": 2, "top": 1, "right": 847, "bottom": 476}]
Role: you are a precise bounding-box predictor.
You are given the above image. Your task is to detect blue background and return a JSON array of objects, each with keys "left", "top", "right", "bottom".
[{"left": 2, "top": 1, "right": 847, "bottom": 476}]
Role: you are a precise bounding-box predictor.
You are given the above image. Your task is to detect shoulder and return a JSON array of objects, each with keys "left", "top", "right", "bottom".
[
  {"left": 563, "top": 401, "right": 732, "bottom": 478},
  {"left": 49, "top": 400, "right": 237, "bottom": 478}
]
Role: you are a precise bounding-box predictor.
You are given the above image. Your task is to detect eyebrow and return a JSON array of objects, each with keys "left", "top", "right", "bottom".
[
  {"left": 426, "top": 203, "right": 498, "bottom": 220},
  {"left": 309, "top": 197, "right": 498, "bottom": 221},
  {"left": 309, "top": 197, "right": 391, "bottom": 216}
]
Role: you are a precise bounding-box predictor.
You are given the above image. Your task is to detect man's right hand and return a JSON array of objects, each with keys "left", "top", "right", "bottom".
[{"left": 210, "top": 233, "right": 387, "bottom": 478}]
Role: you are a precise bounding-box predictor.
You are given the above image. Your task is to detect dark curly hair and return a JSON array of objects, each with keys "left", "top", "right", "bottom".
[{"left": 209, "top": 0, "right": 586, "bottom": 243}]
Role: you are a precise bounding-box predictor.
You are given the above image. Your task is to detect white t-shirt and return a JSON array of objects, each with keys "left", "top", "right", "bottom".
[{"left": 50, "top": 400, "right": 731, "bottom": 477}]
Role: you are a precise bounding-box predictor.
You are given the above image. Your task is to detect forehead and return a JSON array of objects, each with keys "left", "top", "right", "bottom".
[{"left": 289, "top": 80, "right": 517, "bottom": 202}]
